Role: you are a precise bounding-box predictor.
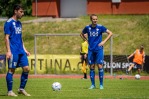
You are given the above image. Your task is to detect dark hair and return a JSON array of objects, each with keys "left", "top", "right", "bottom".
[
  {"left": 140, "top": 45, "right": 144, "bottom": 50},
  {"left": 13, "top": 4, "right": 23, "bottom": 14},
  {"left": 90, "top": 14, "right": 97, "bottom": 20}
]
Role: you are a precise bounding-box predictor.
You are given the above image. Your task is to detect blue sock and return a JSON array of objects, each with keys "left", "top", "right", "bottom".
[
  {"left": 20, "top": 72, "right": 29, "bottom": 89},
  {"left": 90, "top": 69, "right": 95, "bottom": 86},
  {"left": 99, "top": 68, "right": 104, "bottom": 86},
  {"left": 6, "top": 72, "right": 13, "bottom": 91}
]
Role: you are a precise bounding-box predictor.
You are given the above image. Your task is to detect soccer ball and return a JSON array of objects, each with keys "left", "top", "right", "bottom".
[
  {"left": 135, "top": 74, "right": 141, "bottom": 79},
  {"left": 52, "top": 82, "right": 62, "bottom": 91}
]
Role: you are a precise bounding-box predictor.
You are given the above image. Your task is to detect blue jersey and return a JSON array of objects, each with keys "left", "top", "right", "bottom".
[
  {"left": 82, "top": 24, "right": 107, "bottom": 51},
  {"left": 4, "top": 18, "right": 25, "bottom": 54}
]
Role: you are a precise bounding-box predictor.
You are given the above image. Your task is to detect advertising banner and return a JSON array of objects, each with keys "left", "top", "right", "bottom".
[
  {"left": 26, "top": 55, "right": 132, "bottom": 74},
  {"left": 27, "top": 55, "right": 81, "bottom": 74},
  {"left": 2, "top": 54, "right": 148, "bottom": 74}
]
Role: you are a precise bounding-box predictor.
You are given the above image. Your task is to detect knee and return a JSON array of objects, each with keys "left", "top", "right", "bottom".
[
  {"left": 8, "top": 69, "right": 15, "bottom": 74},
  {"left": 90, "top": 65, "right": 95, "bottom": 69},
  {"left": 23, "top": 66, "right": 30, "bottom": 72},
  {"left": 98, "top": 64, "right": 103, "bottom": 69}
]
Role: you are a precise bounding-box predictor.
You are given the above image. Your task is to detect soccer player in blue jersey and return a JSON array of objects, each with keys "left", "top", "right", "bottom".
[
  {"left": 80, "top": 14, "right": 113, "bottom": 89},
  {"left": 4, "top": 4, "right": 31, "bottom": 96}
]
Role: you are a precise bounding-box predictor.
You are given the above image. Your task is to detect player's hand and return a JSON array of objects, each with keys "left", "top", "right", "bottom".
[
  {"left": 6, "top": 51, "right": 12, "bottom": 59},
  {"left": 84, "top": 54, "right": 87, "bottom": 59},
  {"left": 26, "top": 51, "right": 31, "bottom": 56},
  {"left": 98, "top": 41, "right": 105, "bottom": 46}
]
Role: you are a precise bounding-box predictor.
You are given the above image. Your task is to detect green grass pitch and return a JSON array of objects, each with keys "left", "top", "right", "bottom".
[{"left": 0, "top": 77, "right": 149, "bottom": 99}]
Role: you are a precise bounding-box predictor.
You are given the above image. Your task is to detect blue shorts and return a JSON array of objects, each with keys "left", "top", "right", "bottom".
[
  {"left": 8, "top": 53, "right": 29, "bottom": 69},
  {"left": 133, "top": 62, "right": 142, "bottom": 69},
  {"left": 88, "top": 49, "right": 104, "bottom": 65}
]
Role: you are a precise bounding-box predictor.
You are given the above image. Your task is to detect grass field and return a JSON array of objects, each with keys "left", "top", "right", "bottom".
[{"left": 0, "top": 76, "right": 149, "bottom": 99}]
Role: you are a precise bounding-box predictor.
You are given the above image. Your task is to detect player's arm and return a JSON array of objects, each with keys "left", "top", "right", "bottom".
[
  {"left": 80, "top": 33, "right": 88, "bottom": 43},
  {"left": 5, "top": 34, "right": 12, "bottom": 59},
  {"left": 22, "top": 39, "right": 30, "bottom": 56},
  {"left": 143, "top": 53, "right": 145, "bottom": 63},
  {"left": 127, "top": 51, "right": 135, "bottom": 59},
  {"left": 98, "top": 29, "right": 113, "bottom": 46}
]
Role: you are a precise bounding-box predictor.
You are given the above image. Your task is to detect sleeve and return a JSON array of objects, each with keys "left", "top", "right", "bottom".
[
  {"left": 101, "top": 26, "right": 107, "bottom": 33},
  {"left": 82, "top": 26, "right": 87, "bottom": 34},
  {"left": 4, "top": 22, "right": 11, "bottom": 35}
]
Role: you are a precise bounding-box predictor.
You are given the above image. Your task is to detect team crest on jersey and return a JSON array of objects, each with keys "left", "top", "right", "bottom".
[
  {"left": 96, "top": 28, "right": 99, "bottom": 32},
  {"left": 89, "top": 27, "right": 91, "bottom": 30},
  {"left": 88, "top": 26, "right": 99, "bottom": 37},
  {"left": 15, "top": 27, "right": 22, "bottom": 34},
  {"left": 13, "top": 22, "right": 16, "bottom": 26},
  {"left": 90, "top": 32, "right": 98, "bottom": 36},
  {"left": 12, "top": 22, "right": 22, "bottom": 34}
]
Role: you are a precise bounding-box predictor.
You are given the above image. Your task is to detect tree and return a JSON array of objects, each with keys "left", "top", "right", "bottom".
[{"left": 0, "top": 0, "right": 33, "bottom": 17}]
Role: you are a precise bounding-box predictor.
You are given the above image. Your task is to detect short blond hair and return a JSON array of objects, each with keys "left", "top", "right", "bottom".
[{"left": 90, "top": 14, "right": 97, "bottom": 20}]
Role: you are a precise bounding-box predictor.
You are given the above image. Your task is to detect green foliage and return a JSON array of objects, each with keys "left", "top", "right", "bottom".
[
  {"left": 0, "top": 77, "right": 149, "bottom": 98},
  {"left": 0, "top": 0, "right": 33, "bottom": 17}
]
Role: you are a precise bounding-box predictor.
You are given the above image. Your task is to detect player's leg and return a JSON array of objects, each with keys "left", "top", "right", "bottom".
[
  {"left": 136, "top": 64, "right": 142, "bottom": 75},
  {"left": 80, "top": 54, "right": 84, "bottom": 79},
  {"left": 84, "top": 57, "right": 88, "bottom": 79},
  {"left": 88, "top": 51, "right": 96, "bottom": 89},
  {"left": 81, "top": 54, "right": 87, "bottom": 79},
  {"left": 89, "top": 64, "right": 95, "bottom": 89},
  {"left": 127, "top": 63, "right": 135, "bottom": 74},
  {"left": 85, "top": 54, "right": 88, "bottom": 79},
  {"left": 96, "top": 49, "right": 104, "bottom": 89},
  {"left": 83, "top": 54, "right": 88, "bottom": 79},
  {"left": 98, "top": 64, "right": 104, "bottom": 89},
  {"left": 6, "top": 54, "right": 18, "bottom": 96},
  {"left": 82, "top": 60, "right": 87, "bottom": 79},
  {"left": 138, "top": 69, "right": 141, "bottom": 75},
  {"left": 18, "top": 54, "right": 30, "bottom": 96}
]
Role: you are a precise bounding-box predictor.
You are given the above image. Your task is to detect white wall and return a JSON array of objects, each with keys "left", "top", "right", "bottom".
[{"left": 60, "top": 0, "right": 87, "bottom": 18}]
